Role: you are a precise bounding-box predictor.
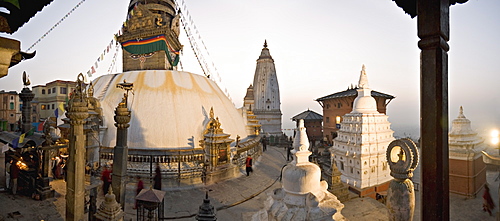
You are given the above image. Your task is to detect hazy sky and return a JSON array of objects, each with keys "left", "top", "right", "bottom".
[{"left": 1, "top": 0, "right": 499, "bottom": 139}]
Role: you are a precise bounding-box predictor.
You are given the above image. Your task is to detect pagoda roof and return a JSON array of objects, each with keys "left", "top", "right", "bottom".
[
  {"left": 0, "top": 0, "right": 54, "bottom": 33},
  {"left": 136, "top": 188, "right": 165, "bottom": 203},
  {"left": 316, "top": 87, "right": 394, "bottom": 101},
  {"left": 291, "top": 109, "right": 322, "bottom": 121}
]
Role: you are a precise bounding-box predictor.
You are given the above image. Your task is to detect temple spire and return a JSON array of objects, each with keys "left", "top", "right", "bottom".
[
  {"left": 264, "top": 39, "right": 267, "bottom": 48},
  {"left": 358, "top": 64, "right": 369, "bottom": 89}
]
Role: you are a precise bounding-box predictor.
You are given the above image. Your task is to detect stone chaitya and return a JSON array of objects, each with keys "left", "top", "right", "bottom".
[
  {"left": 253, "top": 119, "right": 344, "bottom": 220},
  {"left": 448, "top": 106, "right": 486, "bottom": 196},
  {"left": 331, "top": 65, "right": 394, "bottom": 197}
]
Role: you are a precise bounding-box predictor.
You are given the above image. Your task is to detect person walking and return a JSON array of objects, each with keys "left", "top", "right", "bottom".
[
  {"left": 245, "top": 156, "right": 253, "bottom": 176},
  {"left": 483, "top": 184, "right": 495, "bottom": 216},
  {"left": 10, "top": 160, "right": 20, "bottom": 195},
  {"left": 101, "top": 166, "right": 112, "bottom": 195},
  {"left": 134, "top": 176, "right": 144, "bottom": 209},
  {"left": 287, "top": 145, "right": 293, "bottom": 161},
  {"left": 153, "top": 164, "right": 162, "bottom": 190},
  {"left": 262, "top": 136, "right": 267, "bottom": 152}
]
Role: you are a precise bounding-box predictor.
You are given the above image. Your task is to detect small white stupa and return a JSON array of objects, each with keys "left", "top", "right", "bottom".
[
  {"left": 448, "top": 106, "right": 487, "bottom": 196},
  {"left": 331, "top": 65, "right": 394, "bottom": 191},
  {"left": 253, "top": 119, "right": 345, "bottom": 221}
]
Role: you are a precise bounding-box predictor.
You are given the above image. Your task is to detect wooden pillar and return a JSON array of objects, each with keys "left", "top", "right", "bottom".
[
  {"left": 417, "top": 1, "right": 450, "bottom": 220},
  {"left": 66, "top": 74, "right": 89, "bottom": 221}
]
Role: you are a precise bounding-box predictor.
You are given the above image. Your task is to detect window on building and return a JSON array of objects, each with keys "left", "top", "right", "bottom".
[
  {"left": 41, "top": 105, "right": 46, "bottom": 110},
  {"left": 52, "top": 104, "right": 55, "bottom": 109},
  {"left": 52, "top": 88, "right": 56, "bottom": 94},
  {"left": 350, "top": 167, "right": 354, "bottom": 174},
  {"left": 48, "top": 88, "right": 51, "bottom": 94},
  {"left": 60, "top": 87, "right": 67, "bottom": 94},
  {"left": 10, "top": 96, "right": 13, "bottom": 100},
  {"left": 336, "top": 116, "right": 341, "bottom": 124},
  {"left": 9, "top": 102, "right": 14, "bottom": 110},
  {"left": 340, "top": 162, "right": 344, "bottom": 170},
  {"left": 42, "top": 89, "right": 46, "bottom": 94},
  {"left": 326, "top": 117, "right": 330, "bottom": 123},
  {"left": 10, "top": 114, "right": 14, "bottom": 117},
  {"left": 338, "top": 102, "right": 341, "bottom": 108}
]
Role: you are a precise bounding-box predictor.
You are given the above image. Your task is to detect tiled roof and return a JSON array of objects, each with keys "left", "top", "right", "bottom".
[
  {"left": 316, "top": 88, "right": 394, "bottom": 101},
  {"left": 292, "top": 110, "right": 323, "bottom": 121}
]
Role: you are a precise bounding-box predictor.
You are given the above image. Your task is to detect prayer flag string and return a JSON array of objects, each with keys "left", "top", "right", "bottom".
[{"left": 26, "top": 0, "right": 87, "bottom": 52}]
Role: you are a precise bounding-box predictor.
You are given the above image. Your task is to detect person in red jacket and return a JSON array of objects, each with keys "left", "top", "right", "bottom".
[
  {"left": 101, "top": 166, "right": 112, "bottom": 195},
  {"left": 483, "top": 184, "right": 495, "bottom": 216},
  {"left": 245, "top": 156, "right": 253, "bottom": 176},
  {"left": 10, "top": 160, "right": 20, "bottom": 195},
  {"left": 134, "top": 176, "right": 144, "bottom": 209}
]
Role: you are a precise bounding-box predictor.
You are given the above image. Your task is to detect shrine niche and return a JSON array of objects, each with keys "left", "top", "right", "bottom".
[{"left": 201, "top": 107, "right": 234, "bottom": 169}]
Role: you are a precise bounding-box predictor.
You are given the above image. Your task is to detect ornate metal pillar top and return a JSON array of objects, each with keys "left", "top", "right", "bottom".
[
  {"left": 19, "top": 71, "right": 34, "bottom": 97},
  {"left": 67, "top": 73, "right": 88, "bottom": 125},
  {"left": 116, "top": 79, "right": 134, "bottom": 107},
  {"left": 386, "top": 138, "right": 419, "bottom": 181},
  {"left": 114, "top": 80, "right": 133, "bottom": 129},
  {"left": 114, "top": 94, "right": 131, "bottom": 129}
]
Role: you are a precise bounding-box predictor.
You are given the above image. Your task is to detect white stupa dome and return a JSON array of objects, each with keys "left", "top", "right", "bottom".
[{"left": 92, "top": 70, "right": 249, "bottom": 150}]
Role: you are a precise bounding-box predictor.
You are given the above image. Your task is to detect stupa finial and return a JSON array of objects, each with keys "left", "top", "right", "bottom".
[
  {"left": 458, "top": 106, "right": 466, "bottom": 118},
  {"left": 358, "top": 64, "right": 369, "bottom": 89},
  {"left": 264, "top": 40, "right": 267, "bottom": 48}
]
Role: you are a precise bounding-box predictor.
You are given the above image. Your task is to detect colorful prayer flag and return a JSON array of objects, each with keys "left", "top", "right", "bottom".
[
  {"left": 1, "top": 143, "right": 9, "bottom": 153},
  {"left": 38, "top": 121, "right": 45, "bottom": 132},
  {"left": 54, "top": 108, "right": 59, "bottom": 118},
  {"left": 12, "top": 137, "right": 19, "bottom": 149},
  {"left": 19, "top": 133, "right": 25, "bottom": 143}
]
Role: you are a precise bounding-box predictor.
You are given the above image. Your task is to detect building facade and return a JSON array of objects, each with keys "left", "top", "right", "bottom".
[
  {"left": 32, "top": 80, "right": 78, "bottom": 121},
  {"left": 251, "top": 41, "right": 282, "bottom": 135},
  {"left": 291, "top": 109, "right": 323, "bottom": 143},
  {"left": 316, "top": 81, "right": 394, "bottom": 144},
  {"left": 0, "top": 90, "right": 21, "bottom": 131},
  {"left": 448, "top": 106, "right": 486, "bottom": 197},
  {"left": 331, "top": 65, "right": 394, "bottom": 197}
]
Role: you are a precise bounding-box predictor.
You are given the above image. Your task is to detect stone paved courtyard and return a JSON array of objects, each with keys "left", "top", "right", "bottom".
[{"left": 0, "top": 145, "right": 498, "bottom": 220}]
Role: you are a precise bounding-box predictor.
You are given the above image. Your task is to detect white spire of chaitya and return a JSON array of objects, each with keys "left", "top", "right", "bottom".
[
  {"left": 458, "top": 106, "right": 466, "bottom": 119},
  {"left": 352, "top": 65, "right": 378, "bottom": 114},
  {"left": 292, "top": 119, "right": 312, "bottom": 165},
  {"left": 358, "top": 64, "right": 369, "bottom": 89}
]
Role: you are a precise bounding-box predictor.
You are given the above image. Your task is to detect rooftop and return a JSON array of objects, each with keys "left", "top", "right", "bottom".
[
  {"left": 291, "top": 109, "right": 323, "bottom": 121},
  {"left": 316, "top": 87, "right": 394, "bottom": 101}
]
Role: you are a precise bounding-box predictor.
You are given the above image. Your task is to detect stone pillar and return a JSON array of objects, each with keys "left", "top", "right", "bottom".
[
  {"left": 386, "top": 138, "right": 419, "bottom": 221},
  {"left": 66, "top": 74, "right": 89, "bottom": 221},
  {"left": 417, "top": 1, "right": 450, "bottom": 220},
  {"left": 111, "top": 95, "right": 131, "bottom": 209},
  {"left": 19, "top": 87, "right": 34, "bottom": 133}
]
